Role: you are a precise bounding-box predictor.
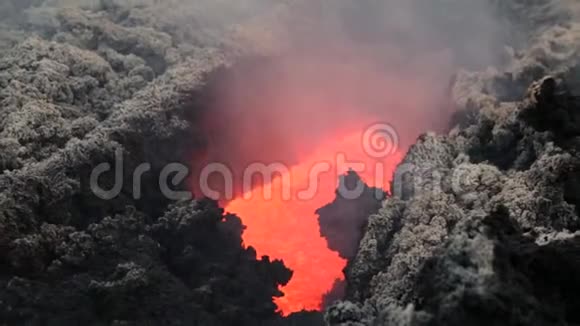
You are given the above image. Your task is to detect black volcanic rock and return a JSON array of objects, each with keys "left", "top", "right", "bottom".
[
  {"left": 316, "top": 171, "right": 386, "bottom": 308},
  {"left": 0, "top": 1, "right": 293, "bottom": 325},
  {"left": 414, "top": 207, "right": 580, "bottom": 326},
  {"left": 317, "top": 170, "right": 386, "bottom": 260},
  {"left": 326, "top": 1, "right": 580, "bottom": 325},
  {"left": 1, "top": 1, "right": 580, "bottom": 326}
]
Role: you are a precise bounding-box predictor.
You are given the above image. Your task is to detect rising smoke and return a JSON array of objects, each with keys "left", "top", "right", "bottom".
[
  {"left": 197, "top": 0, "right": 513, "bottom": 199},
  {"left": 2, "top": 0, "right": 577, "bottom": 324},
  {"left": 194, "top": 0, "right": 522, "bottom": 314}
]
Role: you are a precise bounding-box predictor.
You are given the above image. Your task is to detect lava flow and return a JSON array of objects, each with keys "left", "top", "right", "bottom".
[
  {"left": 195, "top": 44, "right": 450, "bottom": 315},
  {"left": 225, "top": 127, "right": 403, "bottom": 315}
]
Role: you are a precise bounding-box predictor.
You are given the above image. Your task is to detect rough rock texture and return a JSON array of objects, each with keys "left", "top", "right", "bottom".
[
  {"left": 2, "top": 200, "right": 293, "bottom": 325},
  {"left": 2, "top": 0, "right": 580, "bottom": 325},
  {"left": 326, "top": 1, "right": 580, "bottom": 325},
  {"left": 317, "top": 171, "right": 386, "bottom": 261},
  {"left": 0, "top": 1, "right": 302, "bottom": 325},
  {"left": 317, "top": 171, "right": 386, "bottom": 308}
]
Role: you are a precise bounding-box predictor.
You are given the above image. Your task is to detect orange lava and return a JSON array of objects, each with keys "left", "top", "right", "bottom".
[{"left": 225, "top": 128, "right": 403, "bottom": 315}]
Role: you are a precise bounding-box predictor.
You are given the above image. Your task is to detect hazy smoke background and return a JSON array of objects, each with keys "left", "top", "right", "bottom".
[
  {"left": 2, "top": 0, "right": 580, "bottom": 324},
  {"left": 193, "top": 0, "right": 515, "bottom": 200},
  {"left": 194, "top": 0, "right": 520, "bottom": 308}
]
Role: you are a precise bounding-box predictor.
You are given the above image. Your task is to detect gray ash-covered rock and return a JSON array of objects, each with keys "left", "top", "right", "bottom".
[
  {"left": 317, "top": 171, "right": 386, "bottom": 261},
  {"left": 415, "top": 206, "right": 580, "bottom": 326},
  {"left": 2, "top": 200, "right": 292, "bottom": 325},
  {"left": 1, "top": 0, "right": 580, "bottom": 325},
  {"left": 317, "top": 171, "right": 386, "bottom": 309},
  {"left": 327, "top": 82, "right": 580, "bottom": 326},
  {"left": 0, "top": 1, "right": 300, "bottom": 325},
  {"left": 326, "top": 1, "right": 580, "bottom": 325}
]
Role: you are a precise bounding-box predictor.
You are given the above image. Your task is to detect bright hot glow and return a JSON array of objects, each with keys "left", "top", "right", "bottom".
[
  {"left": 225, "top": 129, "right": 403, "bottom": 315},
  {"left": 195, "top": 46, "right": 451, "bottom": 316}
]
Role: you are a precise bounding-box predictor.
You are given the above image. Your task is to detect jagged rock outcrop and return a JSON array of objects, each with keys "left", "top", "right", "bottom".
[
  {"left": 317, "top": 171, "right": 386, "bottom": 261},
  {"left": 0, "top": 1, "right": 297, "bottom": 325},
  {"left": 2, "top": 0, "right": 580, "bottom": 325},
  {"left": 2, "top": 200, "right": 292, "bottom": 325},
  {"left": 326, "top": 1, "right": 580, "bottom": 324}
]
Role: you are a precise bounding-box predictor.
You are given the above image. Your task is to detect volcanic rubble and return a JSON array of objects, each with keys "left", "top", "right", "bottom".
[
  {"left": 325, "top": 1, "right": 580, "bottom": 325},
  {"left": 0, "top": 0, "right": 580, "bottom": 326},
  {"left": 0, "top": 1, "right": 302, "bottom": 325}
]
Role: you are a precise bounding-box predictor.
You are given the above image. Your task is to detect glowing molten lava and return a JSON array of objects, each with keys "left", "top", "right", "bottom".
[
  {"left": 225, "top": 128, "right": 403, "bottom": 315},
  {"left": 196, "top": 43, "right": 450, "bottom": 316}
]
